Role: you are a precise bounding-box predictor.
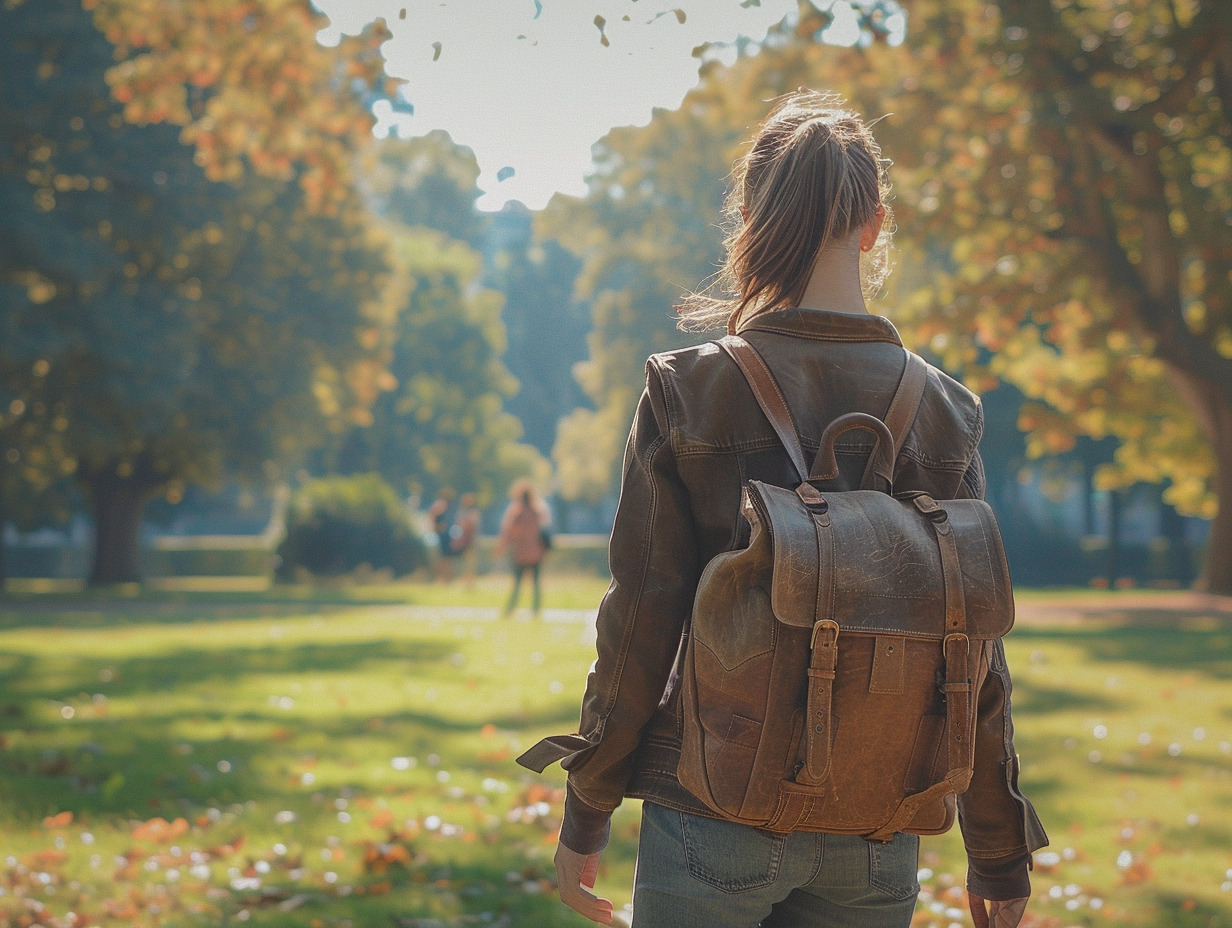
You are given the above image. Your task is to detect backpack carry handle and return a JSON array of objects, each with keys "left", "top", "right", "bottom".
[
  {"left": 719, "top": 335, "right": 926, "bottom": 494},
  {"left": 809, "top": 413, "right": 896, "bottom": 493}
]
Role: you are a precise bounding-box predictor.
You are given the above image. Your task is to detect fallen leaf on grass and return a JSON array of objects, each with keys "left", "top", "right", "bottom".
[{"left": 132, "top": 816, "right": 189, "bottom": 843}]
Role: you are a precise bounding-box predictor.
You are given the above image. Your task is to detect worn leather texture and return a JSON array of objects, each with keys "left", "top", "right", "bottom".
[
  {"left": 679, "top": 475, "right": 1013, "bottom": 836},
  {"left": 517, "top": 309, "right": 1047, "bottom": 874}
]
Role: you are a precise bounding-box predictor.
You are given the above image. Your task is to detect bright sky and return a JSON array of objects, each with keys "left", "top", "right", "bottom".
[{"left": 312, "top": 0, "right": 867, "bottom": 211}]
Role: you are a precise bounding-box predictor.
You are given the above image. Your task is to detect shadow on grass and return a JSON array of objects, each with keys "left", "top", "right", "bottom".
[
  {"left": 1149, "top": 893, "right": 1232, "bottom": 928},
  {"left": 0, "top": 597, "right": 401, "bottom": 631},
  {"left": 0, "top": 629, "right": 585, "bottom": 826},
  {"left": 289, "top": 852, "right": 596, "bottom": 928},
  {"left": 1012, "top": 682, "right": 1120, "bottom": 714},
  {"left": 1012, "top": 624, "right": 1232, "bottom": 679},
  {"left": 5, "top": 638, "right": 456, "bottom": 700},
  {"left": 0, "top": 700, "right": 580, "bottom": 824}
]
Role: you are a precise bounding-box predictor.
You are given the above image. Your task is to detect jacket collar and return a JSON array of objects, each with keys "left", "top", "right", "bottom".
[{"left": 739, "top": 307, "right": 904, "bottom": 346}]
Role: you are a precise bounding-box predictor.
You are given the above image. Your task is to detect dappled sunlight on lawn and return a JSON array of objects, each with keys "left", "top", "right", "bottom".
[{"left": 0, "top": 590, "right": 1229, "bottom": 926}]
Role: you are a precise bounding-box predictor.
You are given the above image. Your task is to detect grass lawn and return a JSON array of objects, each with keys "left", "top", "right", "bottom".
[{"left": 0, "top": 580, "right": 1229, "bottom": 927}]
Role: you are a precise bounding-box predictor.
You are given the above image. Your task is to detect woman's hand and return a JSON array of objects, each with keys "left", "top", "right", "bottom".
[
  {"left": 968, "top": 893, "right": 1029, "bottom": 928},
  {"left": 554, "top": 842, "right": 614, "bottom": 924}
]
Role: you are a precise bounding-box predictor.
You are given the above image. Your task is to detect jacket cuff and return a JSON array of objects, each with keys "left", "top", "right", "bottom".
[
  {"left": 966, "top": 850, "right": 1032, "bottom": 900},
  {"left": 559, "top": 784, "right": 613, "bottom": 855}
]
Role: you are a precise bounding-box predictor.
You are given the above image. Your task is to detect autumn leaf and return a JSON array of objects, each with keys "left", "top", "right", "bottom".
[{"left": 42, "top": 810, "right": 73, "bottom": 828}]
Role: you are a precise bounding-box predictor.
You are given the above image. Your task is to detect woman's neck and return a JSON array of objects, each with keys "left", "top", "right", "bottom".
[{"left": 796, "top": 235, "right": 869, "bottom": 315}]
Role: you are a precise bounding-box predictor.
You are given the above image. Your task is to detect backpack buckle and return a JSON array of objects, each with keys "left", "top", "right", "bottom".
[
  {"left": 943, "top": 632, "right": 970, "bottom": 664},
  {"left": 912, "top": 494, "right": 949, "bottom": 523},
  {"left": 811, "top": 619, "right": 840, "bottom": 650},
  {"left": 796, "top": 482, "right": 829, "bottom": 514}
]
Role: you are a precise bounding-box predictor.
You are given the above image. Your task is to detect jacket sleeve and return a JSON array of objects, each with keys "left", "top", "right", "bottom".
[
  {"left": 519, "top": 360, "right": 701, "bottom": 852},
  {"left": 955, "top": 438, "right": 1049, "bottom": 897},
  {"left": 959, "top": 639, "right": 1050, "bottom": 898}
]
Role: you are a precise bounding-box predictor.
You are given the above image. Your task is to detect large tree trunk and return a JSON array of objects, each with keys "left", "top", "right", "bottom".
[
  {"left": 1201, "top": 400, "right": 1232, "bottom": 595},
  {"left": 1166, "top": 368, "right": 1232, "bottom": 595},
  {"left": 83, "top": 461, "right": 161, "bottom": 586}
]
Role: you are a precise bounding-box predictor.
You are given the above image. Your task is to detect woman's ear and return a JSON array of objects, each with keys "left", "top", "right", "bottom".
[{"left": 860, "top": 205, "right": 886, "bottom": 253}]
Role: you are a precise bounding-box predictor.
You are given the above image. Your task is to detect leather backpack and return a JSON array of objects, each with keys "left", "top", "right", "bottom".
[{"left": 675, "top": 335, "right": 1014, "bottom": 840}]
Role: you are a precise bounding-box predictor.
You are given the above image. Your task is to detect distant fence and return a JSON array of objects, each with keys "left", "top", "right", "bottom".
[
  {"left": 2, "top": 533, "right": 613, "bottom": 582},
  {"left": 5, "top": 532, "right": 1200, "bottom": 588}
]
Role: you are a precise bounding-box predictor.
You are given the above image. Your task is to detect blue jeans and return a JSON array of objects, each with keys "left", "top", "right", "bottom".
[
  {"left": 503, "top": 562, "right": 541, "bottom": 615},
  {"left": 632, "top": 802, "right": 919, "bottom": 928}
]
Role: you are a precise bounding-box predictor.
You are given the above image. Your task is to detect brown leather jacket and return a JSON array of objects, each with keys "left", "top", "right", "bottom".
[{"left": 524, "top": 308, "right": 1047, "bottom": 898}]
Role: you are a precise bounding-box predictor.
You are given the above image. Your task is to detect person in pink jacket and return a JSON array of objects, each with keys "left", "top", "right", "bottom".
[{"left": 496, "top": 479, "right": 552, "bottom": 617}]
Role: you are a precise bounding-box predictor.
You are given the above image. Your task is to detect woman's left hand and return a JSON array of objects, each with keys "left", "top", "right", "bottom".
[
  {"left": 554, "top": 842, "right": 614, "bottom": 924},
  {"left": 968, "top": 893, "right": 1029, "bottom": 928}
]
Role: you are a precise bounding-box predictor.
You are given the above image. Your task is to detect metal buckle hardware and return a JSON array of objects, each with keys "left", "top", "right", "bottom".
[{"left": 811, "top": 618, "right": 840, "bottom": 650}]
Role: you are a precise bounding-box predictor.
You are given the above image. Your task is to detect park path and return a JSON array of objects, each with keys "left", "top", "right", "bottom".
[
  {"left": 1, "top": 590, "right": 1230, "bottom": 628},
  {"left": 361, "top": 590, "right": 1232, "bottom": 630},
  {"left": 1010, "top": 591, "right": 1232, "bottom": 627}
]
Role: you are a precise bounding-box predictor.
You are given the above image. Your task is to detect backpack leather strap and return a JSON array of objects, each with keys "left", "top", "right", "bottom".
[
  {"left": 721, "top": 336, "right": 928, "bottom": 491},
  {"left": 801, "top": 619, "right": 840, "bottom": 784},
  {"left": 865, "top": 495, "right": 974, "bottom": 842},
  {"left": 858, "top": 351, "right": 927, "bottom": 490},
  {"left": 719, "top": 336, "right": 811, "bottom": 484}
]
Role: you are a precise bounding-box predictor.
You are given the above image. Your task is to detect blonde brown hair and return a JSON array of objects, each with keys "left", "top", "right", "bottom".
[{"left": 678, "top": 90, "right": 892, "bottom": 333}]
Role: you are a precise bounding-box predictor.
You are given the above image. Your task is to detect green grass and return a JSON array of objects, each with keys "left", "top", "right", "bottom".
[{"left": 0, "top": 581, "right": 1229, "bottom": 927}]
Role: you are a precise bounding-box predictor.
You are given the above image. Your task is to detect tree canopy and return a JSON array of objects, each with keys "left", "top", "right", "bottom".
[
  {"left": 541, "top": 0, "right": 1230, "bottom": 589},
  {"left": 1, "top": 0, "right": 399, "bottom": 583}
]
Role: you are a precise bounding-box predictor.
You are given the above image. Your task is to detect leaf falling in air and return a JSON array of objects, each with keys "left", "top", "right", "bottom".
[
  {"left": 399, "top": 7, "right": 406, "bottom": 18},
  {"left": 431, "top": 41, "right": 442, "bottom": 61},
  {"left": 594, "top": 15, "right": 609, "bottom": 46},
  {"left": 497, "top": 166, "right": 515, "bottom": 182},
  {"left": 532, "top": 0, "right": 542, "bottom": 18}
]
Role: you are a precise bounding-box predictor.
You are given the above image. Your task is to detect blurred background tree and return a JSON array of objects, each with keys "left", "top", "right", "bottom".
[
  {"left": 866, "top": 0, "right": 1229, "bottom": 591},
  {"left": 2, "top": 0, "right": 1226, "bottom": 590},
  {"left": 541, "top": 0, "right": 1228, "bottom": 592},
  {"left": 337, "top": 134, "right": 552, "bottom": 506},
  {"left": 0, "top": 0, "right": 399, "bottom": 584},
  {"left": 328, "top": 223, "right": 546, "bottom": 505}
]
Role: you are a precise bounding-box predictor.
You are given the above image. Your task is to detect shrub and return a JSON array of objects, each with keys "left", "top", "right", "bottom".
[{"left": 276, "top": 474, "right": 428, "bottom": 580}]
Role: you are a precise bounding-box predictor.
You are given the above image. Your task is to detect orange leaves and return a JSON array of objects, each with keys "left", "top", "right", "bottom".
[
  {"left": 360, "top": 839, "right": 413, "bottom": 874},
  {"left": 43, "top": 810, "right": 74, "bottom": 828},
  {"left": 89, "top": 0, "right": 400, "bottom": 214},
  {"left": 130, "top": 815, "right": 189, "bottom": 843}
]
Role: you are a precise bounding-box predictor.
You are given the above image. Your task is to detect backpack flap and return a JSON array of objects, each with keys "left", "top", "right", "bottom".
[{"left": 748, "top": 480, "right": 1014, "bottom": 641}]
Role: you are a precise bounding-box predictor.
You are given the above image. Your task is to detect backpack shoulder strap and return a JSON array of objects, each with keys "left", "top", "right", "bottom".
[
  {"left": 855, "top": 350, "right": 928, "bottom": 490},
  {"left": 718, "top": 335, "right": 810, "bottom": 485},
  {"left": 721, "top": 337, "right": 928, "bottom": 490}
]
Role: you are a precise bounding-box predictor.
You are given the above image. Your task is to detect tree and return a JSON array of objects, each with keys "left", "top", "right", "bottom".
[
  {"left": 487, "top": 204, "right": 589, "bottom": 457},
  {"left": 358, "top": 130, "right": 490, "bottom": 249},
  {"left": 332, "top": 225, "right": 546, "bottom": 504},
  {"left": 992, "top": 0, "right": 1230, "bottom": 590},
  {"left": 1, "top": 0, "right": 399, "bottom": 584},
  {"left": 851, "top": 0, "right": 1228, "bottom": 589},
  {"left": 539, "top": 90, "right": 744, "bottom": 501},
  {"left": 349, "top": 134, "right": 552, "bottom": 500},
  {"left": 542, "top": 0, "right": 1231, "bottom": 590},
  {"left": 89, "top": 0, "right": 399, "bottom": 213}
]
